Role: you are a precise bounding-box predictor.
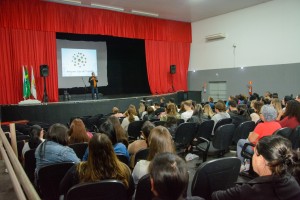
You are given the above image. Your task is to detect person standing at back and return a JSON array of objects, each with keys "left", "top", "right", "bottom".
[{"left": 88, "top": 72, "right": 99, "bottom": 99}]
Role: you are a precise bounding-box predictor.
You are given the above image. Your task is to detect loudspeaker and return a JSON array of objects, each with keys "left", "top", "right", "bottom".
[
  {"left": 170, "top": 65, "right": 176, "bottom": 74},
  {"left": 40, "top": 65, "right": 49, "bottom": 77}
]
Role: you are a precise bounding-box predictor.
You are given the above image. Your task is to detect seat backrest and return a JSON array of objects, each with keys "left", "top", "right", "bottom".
[
  {"left": 127, "top": 120, "right": 144, "bottom": 140},
  {"left": 273, "top": 127, "right": 293, "bottom": 139},
  {"left": 191, "top": 157, "right": 241, "bottom": 200},
  {"left": 213, "top": 118, "right": 232, "bottom": 133},
  {"left": 24, "top": 148, "right": 36, "bottom": 184},
  {"left": 213, "top": 124, "right": 235, "bottom": 150},
  {"left": 174, "top": 122, "right": 198, "bottom": 147},
  {"left": 37, "top": 162, "right": 75, "bottom": 200},
  {"left": 66, "top": 179, "right": 128, "bottom": 200},
  {"left": 195, "top": 120, "right": 214, "bottom": 140},
  {"left": 135, "top": 174, "right": 153, "bottom": 200},
  {"left": 177, "top": 119, "right": 185, "bottom": 125},
  {"left": 153, "top": 121, "right": 166, "bottom": 127},
  {"left": 290, "top": 126, "right": 300, "bottom": 149},
  {"left": 134, "top": 148, "right": 149, "bottom": 167},
  {"left": 232, "top": 121, "right": 255, "bottom": 144},
  {"left": 117, "top": 154, "right": 129, "bottom": 166},
  {"left": 69, "top": 142, "right": 88, "bottom": 160}
]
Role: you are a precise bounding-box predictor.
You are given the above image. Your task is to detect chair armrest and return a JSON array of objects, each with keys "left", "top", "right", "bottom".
[
  {"left": 241, "top": 143, "right": 255, "bottom": 159},
  {"left": 195, "top": 137, "right": 210, "bottom": 152}
]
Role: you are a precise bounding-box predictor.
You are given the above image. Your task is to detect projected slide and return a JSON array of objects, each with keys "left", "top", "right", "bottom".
[{"left": 62, "top": 48, "right": 97, "bottom": 77}]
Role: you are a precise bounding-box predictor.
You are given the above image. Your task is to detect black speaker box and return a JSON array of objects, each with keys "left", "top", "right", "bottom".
[
  {"left": 170, "top": 65, "right": 176, "bottom": 74},
  {"left": 40, "top": 65, "right": 49, "bottom": 77}
]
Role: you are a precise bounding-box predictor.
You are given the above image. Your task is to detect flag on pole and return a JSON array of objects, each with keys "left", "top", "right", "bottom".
[
  {"left": 31, "top": 66, "right": 37, "bottom": 99},
  {"left": 22, "top": 66, "right": 31, "bottom": 99}
]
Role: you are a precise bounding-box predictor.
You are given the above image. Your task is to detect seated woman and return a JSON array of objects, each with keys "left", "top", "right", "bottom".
[
  {"left": 22, "top": 125, "right": 45, "bottom": 158},
  {"left": 250, "top": 100, "right": 264, "bottom": 123},
  {"left": 150, "top": 152, "right": 204, "bottom": 200},
  {"left": 68, "top": 118, "right": 91, "bottom": 145},
  {"left": 180, "top": 100, "right": 194, "bottom": 122},
  {"left": 203, "top": 104, "right": 214, "bottom": 119},
  {"left": 60, "top": 133, "right": 134, "bottom": 199},
  {"left": 211, "top": 101, "right": 230, "bottom": 130},
  {"left": 188, "top": 104, "right": 205, "bottom": 124},
  {"left": 143, "top": 106, "right": 158, "bottom": 121},
  {"left": 128, "top": 121, "right": 155, "bottom": 168},
  {"left": 108, "top": 116, "right": 129, "bottom": 147},
  {"left": 278, "top": 100, "right": 300, "bottom": 129},
  {"left": 35, "top": 123, "right": 80, "bottom": 172},
  {"left": 132, "top": 126, "right": 175, "bottom": 185},
  {"left": 82, "top": 120, "right": 129, "bottom": 161},
  {"left": 237, "top": 105, "right": 281, "bottom": 171},
  {"left": 212, "top": 135, "right": 300, "bottom": 200},
  {"left": 111, "top": 107, "right": 125, "bottom": 118},
  {"left": 160, "top": 103, "right": 180, "bottom": 121},
  {"left": 165, "top": 116, "right": 178, "bottom": 138},
  {"left": 121, "top": 107, "right": 140, "bottom": 132}
]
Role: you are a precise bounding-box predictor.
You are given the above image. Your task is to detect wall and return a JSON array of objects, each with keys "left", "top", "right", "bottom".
[
  {"left": 188, "top": 63, "right": 300, "bottom": 102},
  {"left": 189, "top": 0, "right": 300, "bottom": 70}
]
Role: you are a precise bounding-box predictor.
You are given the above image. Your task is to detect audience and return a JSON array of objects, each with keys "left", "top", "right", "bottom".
[
  {"left": 68, "top": 118, "right": 91, "bottom": 145},
  {"left": 111, "top": 107, "right": 125, "bottom": 118},
  {"left": 188, "top": 104, "right": 205, "bottom": 123},
  {"left": 107, "top": 116, "right": 128, "bottom": 147},
  {"left": 278, "top": 100, "right": 300, "bottom": 129},
  {"left": 83, "top": 120, "right": 129, "bottom": 161},
  {"left": 59, "top": 133, "right": 134, "bottom": 198},
  {"left": 165, "top": 116, "right": 178, "bottom": 138},
  {"left": 208, "top": 96, "right": 215, "bottom": 109},
  {"left": 282, "top": 95, "right": 293, "bottom": 111},
  {"left": 138, "top": 102, "right": 146, "bottom": 118},
  {"left": 149, "top": 152, "right": 204, "bottom": 200},
  {"left": 213, "top": 135, "right": 300, "bottom": 200},
  {"left": 35, "top": 123, "right": 80, "bottom": 172},
  {"left": 143, "top": 106, "right": 158, "bottom": 121},
  {"left": 271, "top": 98, "right": 283, "bottom": 120},
  {"left": 154, "top": 102, "right": 165, "bottom": 116},
  {"left": 180, "top": 100, "right": 194, "bottom": 122},
  {"left": 203, "top": 104, "right": 214, "bottom": 119},
  {"left": 227, "top": 100, "right": 247, "bottom": 128},
  {"left": 237, "top": 105, "right": 281, "bottom": 171},
  {"left": 132, "top": 126, "right": 175, "bottom": 185},
  {"left": 128, "top": 121, "right": 155, "bottom": 168},
  {"left": 22, "top": 125, "right": 45, "bottom": 158},
  {"left": 121, "top": 107, "right": 140, "bottom": 132},
  {"left": 160, "top": 97, "right": 166, "bottom": 108}
]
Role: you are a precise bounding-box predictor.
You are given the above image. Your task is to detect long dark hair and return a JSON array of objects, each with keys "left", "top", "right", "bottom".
[
  {"left": 77, "top": 133, "right": 130, "bottom": 187},
  {"left": 107, "top": 116, "right": 128, "bottom": 147},
  {"left": 283, "top": 100, "right": 300, "bottom": 122},
  {"left": 28, "top": 125, "right": 43, "bottom": 149},
  {"left": 99, "top": 120, "right": 117, "bottom": 145},
  {"left": 256, "top": 135, "right": 298, "bottom": 176}
]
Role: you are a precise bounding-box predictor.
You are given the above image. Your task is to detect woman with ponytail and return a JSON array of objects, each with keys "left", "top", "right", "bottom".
[
  {"left": 121, "top": 107, "right": 140, "bottom": 132},
  {"left": 212, "top": 135, "right": 300, "bottom": 200}
]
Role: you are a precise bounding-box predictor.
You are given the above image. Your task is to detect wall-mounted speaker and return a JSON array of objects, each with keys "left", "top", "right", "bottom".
[
  {"left": 40, "top": 65, "right": 49, "bottom": 77},
  {"left": 170, "top": 65, "right": 176, "bottom": 74}
]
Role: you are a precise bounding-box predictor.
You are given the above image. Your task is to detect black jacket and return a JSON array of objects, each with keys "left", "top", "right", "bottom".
[{"left": 212, "top": 174, "right": 300, "bottom": 200}]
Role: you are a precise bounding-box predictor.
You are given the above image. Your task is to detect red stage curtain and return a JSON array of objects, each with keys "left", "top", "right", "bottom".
[
  {"left": 0, "top": 0, "right": 191, "bottom": 104},
  {"left": 145, "top": 40, "right": 190, "bottom": 94},
  {"left": 0, "top": 28, "right": 58, "bottom": 104}
]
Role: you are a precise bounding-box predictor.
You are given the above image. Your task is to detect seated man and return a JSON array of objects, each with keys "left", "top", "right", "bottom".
[
  {"left": 237, "top": 105, "right": 281, "bottom": 171},
  {"left": 149, "top": 152, "right": 204, "bottom": 200}
]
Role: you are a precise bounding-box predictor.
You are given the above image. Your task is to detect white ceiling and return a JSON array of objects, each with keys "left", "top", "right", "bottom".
[{"left": 47, "top": 0, "right": 273, "bottom": 22}]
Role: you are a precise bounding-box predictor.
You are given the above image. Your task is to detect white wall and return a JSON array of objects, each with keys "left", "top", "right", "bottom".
[{"left": 189, "top": 0, "right": 300, "bottom": 71}]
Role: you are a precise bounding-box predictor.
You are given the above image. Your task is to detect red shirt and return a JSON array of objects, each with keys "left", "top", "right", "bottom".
[
  {"left": 279, "top": 116, "right": 300, "bottom": 129},
  {"left": 253, "top": 121, "right": 281, "bottom": 144}
]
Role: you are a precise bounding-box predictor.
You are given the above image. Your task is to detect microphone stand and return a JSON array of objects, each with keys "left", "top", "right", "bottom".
[{"left": 82, "top": 77, "right": 87, "bottom": 100}]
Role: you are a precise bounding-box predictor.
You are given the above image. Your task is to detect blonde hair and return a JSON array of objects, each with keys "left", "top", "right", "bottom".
[
  {"left": 203, "top": 104, "right": 214, "bottom": 118},
  {"left": 271, "top": 98, "right": 282, "bottom": 116},
  {"left": 147, "top": 126, "right": 175, "bottom": 161}
]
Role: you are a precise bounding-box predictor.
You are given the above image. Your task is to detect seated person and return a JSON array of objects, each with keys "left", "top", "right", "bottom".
[
  {"left": 160, "top": 103, "right": 180, "bottom": 121},
  {"left": 143, "top": 106, "right": 158, "bottom": 121},
  {"left": 278, "top": 100, "right": 300, "bottom": 129},
  {"left": 180, "top": 100, "right": 194, "bottom": 122},
  {"left": 188, "top": 104, "right": 205, "bottom": 124},
  {"left": 82, "top": 120, "right": 129, "bottom": 161},
  {"left": 203, "top": 104, "right": 214, "bottom": 119},
  {"left": 132, "top": 126, "right": 175, "bottom": 185},
  {"left": 154, "top": 102, "right": 165, "bottom": 116},
  {"left": 250, "top": 100, "right": 264, "bottom": 123},
  {"left": 237, "top": 105, "right": 281, "bottom": 171},
  {"left": 108, "top": 116, "right": 129, "bottom": 147},
  {"left": 121, "top": 107, "right": 140, "bottom": 132},
  {"left": 68, "top": 118, "right": 91, "bottom": 145},
  {"left": 212, "top": 135, "right": 300, "bottom": 200},
  {"left": 211, "top": 101, "right": 230, "bottom": 130},
  {"left": 111, "top": 107, "right": 125, "bottom": 118},
  {"left": 228, "top": 100, "right": 250, "bottom": 128},
  {"left": 165, "top": 116, "right": 178, "bottom": 138},
  {"left": 128, "top": 121, "right": 155, "bottom": 168},
  {"left": 22, "top": 125, "right": 45, "bottom": 158},
  {"left": 149, "top": 152, "right": 204, "bottom": 200},
  {"left": 60, "top": 133, "right": 134, "bottom": 199},
  {"left": 35, "top": 123, "right": 80, "bottom": 172}
]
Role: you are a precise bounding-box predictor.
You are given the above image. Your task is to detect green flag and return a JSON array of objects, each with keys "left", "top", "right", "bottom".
[{"left": 23, "top": 66, "right": 31, "bottom": 99}]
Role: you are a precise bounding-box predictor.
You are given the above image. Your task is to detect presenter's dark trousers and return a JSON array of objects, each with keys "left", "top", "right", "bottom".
[{"left": 91, "top": 87, "right": 99, "bottom": 99}]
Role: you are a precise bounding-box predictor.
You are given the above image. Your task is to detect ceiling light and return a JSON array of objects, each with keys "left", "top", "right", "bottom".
[
  {"left": 131, "top": 10, "right": 159, "bottom": 17},
  {"left": 91, "top": 3, "right": 124, "bottom": 12},
  {"left": 63, "top": 0, "right": 81, "bottom": 4}
]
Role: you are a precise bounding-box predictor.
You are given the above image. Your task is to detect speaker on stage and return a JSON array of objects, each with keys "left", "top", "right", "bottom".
[
  {"left": 40, "top": 65, "right": 49, "bottom": 77},
  {"left": 170, "top": 65, "right": 176, "bottom": 74}
]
